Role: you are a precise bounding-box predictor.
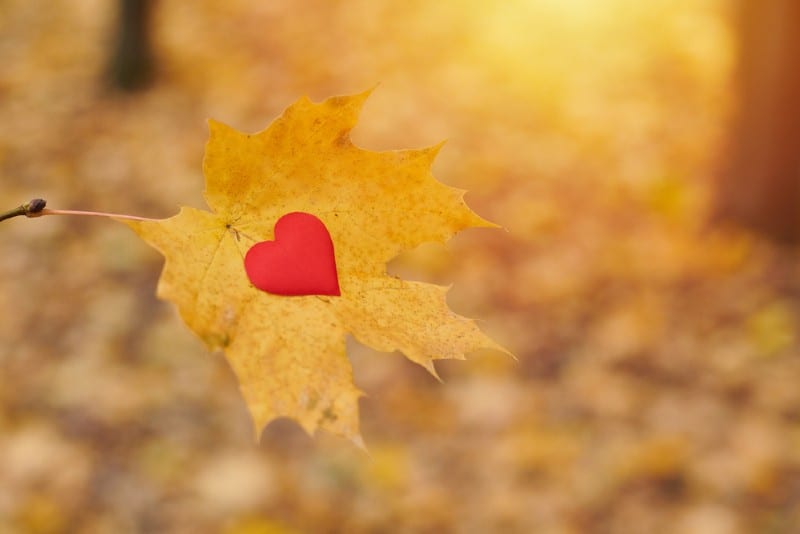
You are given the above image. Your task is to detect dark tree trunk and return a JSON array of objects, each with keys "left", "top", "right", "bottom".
[
  {"left": 107, "top": 0, "right": 154, "bottom": 91},
  {"left": 715, "top": 1, "right": 800, "bottom": 243}
]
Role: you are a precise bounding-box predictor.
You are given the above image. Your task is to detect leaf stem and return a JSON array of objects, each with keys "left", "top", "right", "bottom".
[
  {"left": 40, "top": 208, "right": 157, "bottom": 222},
  {"left": 0, "top": 198, "right": 158, "bottom": 224}
]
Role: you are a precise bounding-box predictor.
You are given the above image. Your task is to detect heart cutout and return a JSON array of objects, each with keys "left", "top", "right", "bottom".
[{"left": 244, "top": 212, "right": 341, "bottom": 296}]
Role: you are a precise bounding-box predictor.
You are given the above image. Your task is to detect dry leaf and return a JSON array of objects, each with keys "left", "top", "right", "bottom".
[{"left": 125, "top": 90, "right": 504, "bottom": 445}]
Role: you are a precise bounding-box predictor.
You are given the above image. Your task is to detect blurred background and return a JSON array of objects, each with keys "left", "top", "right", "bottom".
[{"left": 1, "top": 0, "right": 800, "bottom": 532}]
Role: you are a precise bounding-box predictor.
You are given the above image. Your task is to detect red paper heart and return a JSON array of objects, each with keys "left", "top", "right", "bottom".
[{"left": 244, "top": 212, "right": 341, "bottom": 296}]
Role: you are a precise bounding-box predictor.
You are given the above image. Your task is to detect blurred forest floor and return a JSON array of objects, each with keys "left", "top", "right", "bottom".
[{"left": 2, "top": 0, "right": 800, "bottom": 533}]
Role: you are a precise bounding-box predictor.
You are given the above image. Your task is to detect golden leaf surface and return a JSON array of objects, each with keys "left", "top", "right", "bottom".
[{"left": 125, "top": 91, "right": 504, "bottom": 445}]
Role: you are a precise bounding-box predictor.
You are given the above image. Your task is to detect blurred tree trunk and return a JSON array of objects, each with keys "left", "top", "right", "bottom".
[
  {"left": 715, "top": 1, "right": 800, "bottom": 243},
  {"left": 107, "top": 0, "right": 154, "bottom": 91}
]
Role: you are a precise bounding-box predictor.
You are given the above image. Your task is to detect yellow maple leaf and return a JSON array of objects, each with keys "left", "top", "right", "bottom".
[{"left": 125, "top": 90, "right": 504, "bottom": 445}]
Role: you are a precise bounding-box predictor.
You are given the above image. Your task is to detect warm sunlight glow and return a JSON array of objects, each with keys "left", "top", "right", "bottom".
[{"left": 7, "top": 1, "right": 793, "bottom": 532}]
